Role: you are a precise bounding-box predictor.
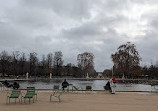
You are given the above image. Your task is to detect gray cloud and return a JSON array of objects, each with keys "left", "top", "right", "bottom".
[{"left": 0, "top": 0, "right": 158, "bottom": 71}]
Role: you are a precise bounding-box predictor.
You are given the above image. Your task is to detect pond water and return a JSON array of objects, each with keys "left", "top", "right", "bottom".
[{"left": 16, "top": 79, "right": 158, "bottom": 92}]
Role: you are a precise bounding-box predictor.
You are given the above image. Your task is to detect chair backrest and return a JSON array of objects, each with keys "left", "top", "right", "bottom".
[
  {"left": 10, "top": 90, "right": 21, "bottom": 97},
  {"left": 26, "top": 87, "right": 36, "bottom": 94},
  {"left": 54, "top": 85, "right": 59, "bottom": 90},
  {"left": 27, "top": 87, "right": 35, "bottom": 89}
]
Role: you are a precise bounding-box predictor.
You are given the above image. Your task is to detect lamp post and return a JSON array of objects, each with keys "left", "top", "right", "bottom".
[{"left": 112, "top": 65, "right": 114, "bottom": 78}]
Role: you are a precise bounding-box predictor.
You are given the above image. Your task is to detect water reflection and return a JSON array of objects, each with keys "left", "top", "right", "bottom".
[{"left": 18, "top": 80, "right": 154, "bottom": 91}]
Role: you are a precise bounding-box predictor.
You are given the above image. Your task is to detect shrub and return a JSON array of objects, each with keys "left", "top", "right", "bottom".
[{"left": 86, "top": 84, "right": 92, "bottom": 90}]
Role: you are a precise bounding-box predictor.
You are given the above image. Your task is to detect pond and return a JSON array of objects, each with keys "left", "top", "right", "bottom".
[{"left": 16, "top": 79, "right": 157, "bottom": 92}]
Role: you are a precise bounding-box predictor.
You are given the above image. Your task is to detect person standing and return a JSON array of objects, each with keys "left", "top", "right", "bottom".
[{"left": 110, "top": 77, "right": 117, "bottom": 94}]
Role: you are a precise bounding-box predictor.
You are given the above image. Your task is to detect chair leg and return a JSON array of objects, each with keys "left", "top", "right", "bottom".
[
  {"left": 58, "top": 96, "right": 61, "bottom": 102},
  {"left": 36, "top": 95, "right": 37, "bottom": 101},
  {"left": 21, "top": 97, "right": 23, "bottom": 104},
  {"left": 50, "top": 95, "right": 52, "bottom": 102},
  {"left": 6, "top": 97, "right": 8, "bottom": 104}
]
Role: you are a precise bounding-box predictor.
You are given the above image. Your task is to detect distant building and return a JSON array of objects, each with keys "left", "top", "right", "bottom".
[{"left": 97, "top": 72, "right": 103, "bottom": 78}]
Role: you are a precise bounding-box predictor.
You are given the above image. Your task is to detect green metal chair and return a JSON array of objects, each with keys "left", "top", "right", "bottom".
[
  {"left": 53, "top": 85, "right": 60, "bottom": 91},
  {"left": 50, "top": 90, "right": 63, "bottom": 102},
  {"left": 6, "top": 90, "right": 21, "bottom": 104},
  {"left": 26, "top": 87, "right": 37, "bottom": 100},
  {"left": 22, "top": 87, "right": 37, "bottom": 104},
  {"left": 23, "top": 93, "right": 35, "bottom": 104}
]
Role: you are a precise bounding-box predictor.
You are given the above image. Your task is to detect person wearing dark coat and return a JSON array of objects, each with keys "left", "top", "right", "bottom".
[
  {"left": 62, "top": 79, "right": 69, "bottom": 90},
  {"left": 2, "top": 80, "right": 13, "bottom": 87},
  {"left": 104, "top": 81, "right": 112, "bottom": 92},
  {"left": 13, "top": 82, "right": 20, "bottom": 89}
]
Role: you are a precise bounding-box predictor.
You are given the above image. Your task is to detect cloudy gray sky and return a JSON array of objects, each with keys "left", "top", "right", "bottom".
[{"left": 0, "top": 0, "right": 158, "bottom": 71}]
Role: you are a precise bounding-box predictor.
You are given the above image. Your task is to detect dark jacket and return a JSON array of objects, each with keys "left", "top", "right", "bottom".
[{"left": 62, "top": 80, "right": 69, "bottom": 88}]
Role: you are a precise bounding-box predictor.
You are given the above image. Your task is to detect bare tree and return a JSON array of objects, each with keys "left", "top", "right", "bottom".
[
  {"left": 19, "top": 52, "right": 27, "bottom": 75},
  {"left": 111, "top": 42, "right": 141, "bottom": 78},
  {"left": 29, "top": 52, "right": 38, "bottom": 76},
  {"left": 40, "top": 53, "right": 53, "bottom": 77},
  {"left": 77, "top": 52, "right": 96, "bottom": 77},
  {"left": 41, "top": 54, "right": 46, "bottom": 66},
  {"left": 46, "top": 53, "right": 53, "bottom": 74},
  {"left": 53, "top": 51, "right": 63, "bottom": 76},
  {"left": 11, "top": 51, "right": 20, "bottom": 76},
  {"left": 0, "top": 51, "right": 11, "bottom": 76},
  {"left": 38, "top": 54, "right": 46, "bottom": 76},
  {"left": 64, "top": 63, "right": 74, "bottom": 76}
]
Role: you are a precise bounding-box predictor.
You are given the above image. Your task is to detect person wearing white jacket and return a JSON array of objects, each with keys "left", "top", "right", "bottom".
[{"left": 109, "top": 78, "right": 116, "bottom": 94}]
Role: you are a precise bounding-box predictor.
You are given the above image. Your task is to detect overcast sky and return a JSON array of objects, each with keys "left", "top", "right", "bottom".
[{"left": 0, "top": 0, "right": 158, "bottom": 72}]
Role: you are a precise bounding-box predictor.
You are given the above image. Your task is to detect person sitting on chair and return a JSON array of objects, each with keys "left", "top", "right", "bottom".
[
  {"left": 13, "top": 82, "right": 20, "bottom": 89},
  {"left": 62, "top": 79, "right": 69, "bottom": 90},
  {"left": 2, "top": 80, "right": 13, "bottom": 88}
]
